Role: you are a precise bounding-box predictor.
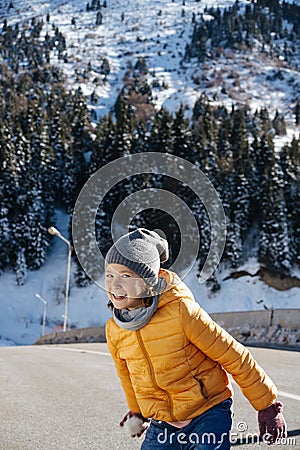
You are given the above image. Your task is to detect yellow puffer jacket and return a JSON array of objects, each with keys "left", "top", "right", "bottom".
[{"left": 106, "top": 269, "right": 277, "bottom": 422}]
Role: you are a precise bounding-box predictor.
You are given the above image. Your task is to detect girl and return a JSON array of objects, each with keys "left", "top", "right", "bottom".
[{"left": 105, "top": 228, "right": 286, "bottom": 449}]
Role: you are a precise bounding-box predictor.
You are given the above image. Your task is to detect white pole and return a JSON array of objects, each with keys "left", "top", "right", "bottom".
[
  {"left": 35, "top": 294, "right": 47, "bottom": 336},
  {"left": 48, "top": 227, "right": 72, "bottom": 333},
  {"left": 63, "top": 243, "right": 72, "bottom": 332}
]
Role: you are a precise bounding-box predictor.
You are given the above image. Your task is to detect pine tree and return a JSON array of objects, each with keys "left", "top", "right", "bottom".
[
  {"left": 292, "top": 188, "right": 300, "bottom": 268},
  {"left": 259, "top": 162, "right": 291, "bottom": 275},
  {"left": 74, "top": 263, "right": 92, "bottom": 287},
  {"left": 216, "top": 108, "right": 232, "bottom": 164},
  {"left": 172, "top": 104, "right": 194, "bottom": 162},
  {"left": 197, "top": 199, "right": 221, "bottom": 294},
  {"left": 96, "top": 10, "right": 103, "bottom": 25},
  {"left": 89, "top": 113, "right": 116, "bottom": 174},
  {"left": 252, "top": 132, "right": 276, "bottom": 212},
  {"left": 72, "top": 178, "right": 106, "bottom": 287},
  {"left": 114, "top": 95, "right": 134, "bottom": 156},
  {"left": 224, "top": 219, "right": 243, "bottom": 268},
  {"left": 40, "top": 126, "right": 57, "bottom": 222},
  {"left": 61, "top": 144, "right": 78, "bottom": 213},
  {"left": 11, "top": 124, "right": 30, "bottom": 182},
  {"left": 0, "top": 114, "right": 17, "bottom": 270},
  {"left": 230, "top": 107, "right": 249, "bottom": 174},
  {"left": 259, "top": 107, "right": 272, "bottom": 134},
  {"left": 295, "top": 101, "right": 300, "bottom": 125},
  {"left": 280, "top": 137, "right": 300, "bottom": 268},
  {"left": 23, "top": 126, "right": 49, "bottom": 269},
  {"left": 150, "top": 108, "right": 173, "bottom": 154},
  {"left": 14, "top": 248, "right": 27, "bottom": 286},
  {"left": 0, "top": 187, "right": 11, "bottom": 272},
  {"left": 95, "top": 192, "right": 114, "bottom": 273},
  {"left": 192, "top": 95, "right": 218, "bottom": 182},
  {"left": 23, "top": 180, "right": 48, "bottom": 270},
  {"left": 272, "top": 110, "right": 286, "bottom": 136},
  {"left": 131, "top": 122, "right": 151, "bottom": 154},
  {"left": 67, "top": 87, "right": 90, "bottom": 190}
]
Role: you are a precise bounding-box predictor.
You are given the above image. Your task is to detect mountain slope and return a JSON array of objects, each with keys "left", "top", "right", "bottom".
[
  {"left": 2, "top": 0, "right": 299, "bottom": 134},
  {"left": 0, "top": 0, "right": 299, "bottom": 346}
]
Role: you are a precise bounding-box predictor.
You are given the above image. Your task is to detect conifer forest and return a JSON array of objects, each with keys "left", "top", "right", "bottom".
[{"left": 0, "top": 0, "right": 299, "bottom": 291}]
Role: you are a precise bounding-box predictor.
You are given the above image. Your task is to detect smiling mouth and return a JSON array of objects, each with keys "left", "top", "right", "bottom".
[{"left": 112, "top": 294, "right": 127, "bottom": 301}]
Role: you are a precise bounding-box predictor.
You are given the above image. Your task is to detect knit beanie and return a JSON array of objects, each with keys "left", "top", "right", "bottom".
[{"left": 105, "top": 228, "right": 169, "bottom": 286}]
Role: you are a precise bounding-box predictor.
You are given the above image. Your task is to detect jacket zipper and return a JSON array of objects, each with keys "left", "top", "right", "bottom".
[{"left": 136, "top": 329, "right": 177, "bottom": 421}]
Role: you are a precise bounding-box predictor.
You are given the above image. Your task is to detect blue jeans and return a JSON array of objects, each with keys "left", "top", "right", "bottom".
[{"left": 141, "top": 399, "right": 233, "bottom": 450}]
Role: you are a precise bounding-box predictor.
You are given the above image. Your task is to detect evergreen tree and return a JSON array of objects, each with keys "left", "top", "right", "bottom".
[
  {"left": 67, "top": 88, "right": 90, "bottom": 191},
  {"left": 172, "top": 104, "right": 194, "bottom": 162},
  {"left": 148, "top": 108, "right": 173, "bottom": 193},
  {"left": 11, "top": 124, "right": 30, "bottom": 181},
  {"left": 131, "top": 122, "right": 151, "bottom": 154},
  {"left": 0, "top": 183, "right": 11, "bottom": 271},
  {"left": 272, "top": 110, "right": 286, "bottom": 136},
  {"left": 114, "top": 95, "right": 134, "bottom": 156},
  {"left": 61, "top": 144, "right": 78, "bottom": 213},
  {"left": 259, "top": 162, "right": 291, "bottom": 275},
  {"left": 192, "top": 95, "right": 218, "bottom": 182},
  {"left": 89, "top": 113, "right": 116, "bottom": 174},
  {"left": 23, "top": 180, "right": 48, "bottom": 270},
  {"left": 230, "top": 108, "right": 251, "bottom": 241},
  {"left": 96, "top": 10, "right": 103, "bottom": 26},
  {"left": 224, "top": 219, "right": 243, "bottom": 268},
  {"left": 280, "top": 137, "right": 300, "bottom": 267},
  {"left": 22, "top": 126, "right": 49, "bottom": 269},
  {"left": 197, "top": 198, "right": 221, "bottom": 294},
  {"left": 40, "top": 126, "right": 57, "bottom": 222},
  {"left": 252, "top": 132, "right": 276, "bottom": 211},
  {"left": 295, "top": 101, "right": 300, "bottom": 125},
  {"left": 150, "top": 108, "right": 173, "bottom": 154},
  {"left": 14, "top": 248, "right": 27, "bottom": 286},
  {"left": 259, "top": 107, "right": 272, "bottom": 134},
  {"left": 0, "top": 113, "right": 17, "bottom": 270}
]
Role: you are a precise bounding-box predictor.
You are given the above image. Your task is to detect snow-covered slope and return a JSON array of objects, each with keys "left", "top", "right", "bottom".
[
  {"left": 0, "top": 210, "right": 299, "bottom": 347},
  {"left": 2, "top": 0, "right": 300, "bottom": 131}
]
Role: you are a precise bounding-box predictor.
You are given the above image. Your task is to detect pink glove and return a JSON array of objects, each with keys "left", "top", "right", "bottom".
[
  {"left": 120, "top": 410, "right": 150, "bottom": 438},
  {"left": 258, "top": 401, "right": 287, "bottom": 444}
]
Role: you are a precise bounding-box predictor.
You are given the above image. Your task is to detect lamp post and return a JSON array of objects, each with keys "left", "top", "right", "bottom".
[
  {"left": 35, "top": 293, "right": 47, "bottom": 336},
  {"left": 62, "top": 314, "right": 71, "bottom": 331},
  {"left": 48, "top": 226, "right": 72, "bottom": 332}
]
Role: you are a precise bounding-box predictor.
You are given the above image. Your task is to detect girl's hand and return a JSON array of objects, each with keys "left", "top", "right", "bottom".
[
  {"left": 258, "top": 401, "right": 287, "bottom": 444},
  {"left": 120, "top": 410, "right": 150, "bottom": 438}
]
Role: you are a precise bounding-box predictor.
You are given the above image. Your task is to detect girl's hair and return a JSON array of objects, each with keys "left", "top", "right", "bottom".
[
  {"left": 107, "top": 300, "right": 114, "bottom": 310},
  {"left": 107, "top": 286, "right": 155, "bottom": 310}
]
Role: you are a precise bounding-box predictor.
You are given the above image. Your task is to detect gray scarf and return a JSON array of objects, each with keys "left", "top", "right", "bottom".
[{"left": 112, "top": 278, "right": 165, "bottom": 331}]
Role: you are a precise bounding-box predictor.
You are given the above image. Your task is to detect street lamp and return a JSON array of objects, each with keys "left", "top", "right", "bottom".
[
  {"left": 35, "top": 293, "right": 47, "bottom": 336},
  {"left": 48, "top": 226, "right": 72, "bottom": 332},
  {"left": 62, "top": 314, "right": 71, "bottom": 331}
]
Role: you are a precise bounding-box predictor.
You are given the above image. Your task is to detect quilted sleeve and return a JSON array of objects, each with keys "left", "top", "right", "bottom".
[
  {"left": 106, "top": 320, "right": 141, "bottom": 413},
  {"left": 179, "top": 298, "right": 277, "bottom": 411}
]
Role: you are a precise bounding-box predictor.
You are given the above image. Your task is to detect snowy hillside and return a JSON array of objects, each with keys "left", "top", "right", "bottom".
[
  {"left": 2, "top": 0, "right": 300, "bottom": 131},
  {"left": 0, "top": 0, "right": 300, "bottom": 346},
  {"left": 0, "top": 209, "right": 299, "bottom": 347}
]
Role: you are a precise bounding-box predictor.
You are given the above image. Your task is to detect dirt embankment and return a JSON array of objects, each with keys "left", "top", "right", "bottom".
[
  {"left": 223, "top": 267, "right": 300, "bottom": 291},
  {"left": 35, "top": 326, "right": 106, "bottom": 345}
]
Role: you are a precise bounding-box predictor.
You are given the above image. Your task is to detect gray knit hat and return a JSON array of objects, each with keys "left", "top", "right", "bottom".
[{"left": 105, "top": 228, "right": 169, "bottom": 286}]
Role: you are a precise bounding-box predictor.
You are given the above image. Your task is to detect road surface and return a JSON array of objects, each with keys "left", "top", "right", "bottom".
[{"left": 0, "top": 344, "right": 299, "bottom": 450}]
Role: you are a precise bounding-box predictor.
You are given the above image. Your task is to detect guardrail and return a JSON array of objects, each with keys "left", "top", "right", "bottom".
[
  {"left": 211, "top": 309, "right": 300, "bottom": 348},
  {"left": 35, "top": 308, "right": 300, "bottom": 348},
  {"left": 211, "top": 308, "right": 300, "bottom": 330}
]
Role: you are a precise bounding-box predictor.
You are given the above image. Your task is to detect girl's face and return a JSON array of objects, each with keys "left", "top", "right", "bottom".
[{"left": 105, "top": 263, "right": 147, "bottom": 310}]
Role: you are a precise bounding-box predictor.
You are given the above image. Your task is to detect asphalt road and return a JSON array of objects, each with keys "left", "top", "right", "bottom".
[{"left": 0, "top": 344, "right": 299, "bottom": 450}]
